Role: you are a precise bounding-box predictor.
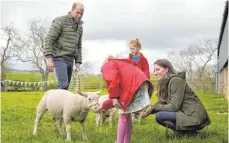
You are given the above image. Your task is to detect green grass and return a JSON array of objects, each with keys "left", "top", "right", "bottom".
[
  {"left": 6, "top": 72, "right": 56, "bottom": 82},
  {"left": 1, "top": 91, "right": 228, "bottom": 143}
]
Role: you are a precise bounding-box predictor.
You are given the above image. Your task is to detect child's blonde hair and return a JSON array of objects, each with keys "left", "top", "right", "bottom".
[
  {"left": 103, "top": 55, "right": 116, "bottom": 65},
  {"left": 129, "top": 38, "right": 141, "bottom": 48}
]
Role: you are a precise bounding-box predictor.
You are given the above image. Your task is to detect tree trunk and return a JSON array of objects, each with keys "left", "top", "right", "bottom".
[
  {"left": 42, "top": 72, "right": 48, "bottom": 91},
  {"left": 1, "top": 82, "right": 5, "bottom": 92}
]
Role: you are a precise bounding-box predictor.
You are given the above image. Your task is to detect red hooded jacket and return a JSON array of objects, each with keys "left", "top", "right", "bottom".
[
  {"left": 101, "top": 59, "right": 154, "bottom": 111},
  {"left": 129, "top": 53, "right": 150, "bottom": 79}
]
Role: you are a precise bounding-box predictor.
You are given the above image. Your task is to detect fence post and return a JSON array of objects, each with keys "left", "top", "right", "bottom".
[
  {"left": 81, "top": 76, "right": 84, "bottom": 90},
  {"left": 75, "top": 75, "right": 78, "bottom": 91},
  {"left": 4, "top": 81, "right": 7, "bottom": 92},
  {"left": 77, "top": 75, "right": 81, "bottom": 91}
]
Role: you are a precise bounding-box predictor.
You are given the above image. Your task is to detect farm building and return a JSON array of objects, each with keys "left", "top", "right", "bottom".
[{"left": 216, "top": 1, "right": 228, "bottom": 99}]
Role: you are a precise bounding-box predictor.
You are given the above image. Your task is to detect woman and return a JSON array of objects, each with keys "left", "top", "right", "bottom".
[
  {"left": 141, "top": 59, "right": 211, "bottom": 133},
  {"left": 95, "top": 57, "right": 154, "bottom": 143}
]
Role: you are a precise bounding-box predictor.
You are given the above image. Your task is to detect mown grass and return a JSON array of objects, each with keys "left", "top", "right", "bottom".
[{"left": 1, "top": 91, "right": 228, "bottom": 143}]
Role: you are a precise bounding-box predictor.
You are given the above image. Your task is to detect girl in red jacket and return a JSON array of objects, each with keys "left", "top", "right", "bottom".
[
  {"left": 95, "top": 58, "right": 154, "bottom": 143},
  {"left": 129, "top": 38, "right": 150, "bottom": 79},
  {"left": 129, "top": 38, "right": 150, "bottom": 121}
]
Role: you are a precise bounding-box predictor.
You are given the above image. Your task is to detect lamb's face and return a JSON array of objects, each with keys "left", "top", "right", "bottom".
[
  {"left": 76, "top": 90, "right": 101, "bottom": 112},
  {"left": 86, "top": 94, "right": 100, "bottom": 112}
]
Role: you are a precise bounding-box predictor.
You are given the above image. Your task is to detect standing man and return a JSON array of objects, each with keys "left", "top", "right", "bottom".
[{"left": 44, "top": 2, "right": 84, "bottom": 90}]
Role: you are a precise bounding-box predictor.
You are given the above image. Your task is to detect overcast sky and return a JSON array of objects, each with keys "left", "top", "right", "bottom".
[{"left": 1, "top": 0, "right": 226, "bottom": 74}]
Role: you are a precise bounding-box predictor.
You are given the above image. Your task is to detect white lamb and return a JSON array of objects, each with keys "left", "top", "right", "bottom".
[
  {"left": 95, "top": 95, "right": 116, "bottom": 127},
  {"left": 33, "top": 89, "right": 100, "bottom": 141}
]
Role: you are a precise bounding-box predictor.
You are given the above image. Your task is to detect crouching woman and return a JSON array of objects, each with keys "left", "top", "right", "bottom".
[{"left": 141, "top": 59, "right": 211, "bottom": 133}]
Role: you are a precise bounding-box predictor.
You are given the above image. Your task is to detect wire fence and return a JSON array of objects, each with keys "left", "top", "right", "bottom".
[{"left": 1, "top": 74, "right": 226, "bottom": 94}]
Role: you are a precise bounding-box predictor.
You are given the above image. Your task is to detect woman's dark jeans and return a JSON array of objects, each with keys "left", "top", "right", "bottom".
[
  {"left": 156, "top": 111, "right": 176, "bottom": 130},
  {"left": 156, "top": 111, "right": 199, "bottom": 133}
]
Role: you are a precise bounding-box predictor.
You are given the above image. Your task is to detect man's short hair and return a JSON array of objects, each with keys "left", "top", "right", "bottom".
[{"left": 72, "top": 2, "right": 84, "bottom": 10}]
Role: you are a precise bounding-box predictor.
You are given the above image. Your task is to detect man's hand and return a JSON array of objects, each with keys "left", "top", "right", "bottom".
[
  {"left": 75, "top": 63, "right": 81, "bottom": 72},
  {"left": 112, "top": 98, "right": 122, "bottom": 109},
  {"left": 47, "top": 57, "right": 54, "bottom": 72}
]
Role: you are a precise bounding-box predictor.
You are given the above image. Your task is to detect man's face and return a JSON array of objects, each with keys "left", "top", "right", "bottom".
[{"left": 71, "top": 5, "right": 84, "bottom": 21}]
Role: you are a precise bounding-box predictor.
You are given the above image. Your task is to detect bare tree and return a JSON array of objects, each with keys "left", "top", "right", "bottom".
[
  {"left": 80, "top": 61, "right": 93, "bottom": 75},
  {"left": 168, "top": 50, "right": 194, "bottom": 80},
  {"left": 168, "top": 38, "right": 217, "bottom": 81},
  {"left": 0, "top": 24, "right": 22, "bottom": 91},
  {"left": 198, "top": 65, "right": 216, "bottom": 82},
  {"left": 16, "top": 20, "right": 48, "bottom": 90},
  {"left": 192, "top": 38, "right": 218, "bottom": 80}
]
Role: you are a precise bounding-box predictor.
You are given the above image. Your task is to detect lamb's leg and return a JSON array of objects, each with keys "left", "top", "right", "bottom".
[
  {"left": 102, "top": 114, "right": 107, "bottom": 125},
  {"left": 80, "top": 122, "right": 88, "bottom": 141},
  {"left": 99, "top": 113, "right": 103, "bottom": 126},
  {"left": 109, "top": 114, "right": 113, "bottom": 128},
  {"left": 64, "top": 117, "right": 72, "bottom": 141},
  {"left": 55, "top": 119, "right": 65, "bottom": 136},
  {"left": 62, "top": 120, "right": 65, "bottom": 130},
  {"left": 33, "top": 105, "right": 47, "bottom": 135},
  {"left": 95, "top": 114, "right": 100, "bottom": 127}
]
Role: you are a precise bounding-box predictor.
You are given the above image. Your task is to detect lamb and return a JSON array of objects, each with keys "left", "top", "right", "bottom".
[
  {"left": 33, "top": 89, "right": 100, "bottom": 141},
  {"left": 95, "top": 95, "right": 116, "bottom": 127}
]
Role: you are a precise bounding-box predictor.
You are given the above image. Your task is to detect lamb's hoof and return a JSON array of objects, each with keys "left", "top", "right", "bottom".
[
  {"left": 66, "top": 138, "right": 71, "bottom": 142},
  {"left": 83, "top": 136, "right": 88, "bottom": 141},
  {"left": 60, "top": 133, "right": 65, "bottom": 137},
  {"left": 33, "top": 131, "right": 37, "bottom": 135},
  {"left": 59, "top": 131, "right": 65, "bottom": 136}
]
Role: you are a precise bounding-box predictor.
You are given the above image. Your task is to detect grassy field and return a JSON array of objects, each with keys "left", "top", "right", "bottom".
[
  {"left": 6, "top": 72, "right": 56, "bottom": 82},
  {"left": 4, "top": 72, "right": 157, "bottom": 91},
  {"left": 6, "top": 72, "right": 157, "bottom": 82},
  {"left": 1, "top": 90, "right": 228, "bottom": 143}
]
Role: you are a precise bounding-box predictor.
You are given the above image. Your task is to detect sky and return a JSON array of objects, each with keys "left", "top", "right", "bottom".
[{"left": 1, "top": 0, "right": 227, "bottom": 74}]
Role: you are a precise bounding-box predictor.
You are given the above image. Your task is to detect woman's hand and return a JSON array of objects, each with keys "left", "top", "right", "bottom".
[
  {"left": 140, "top": 104, "right": 156, "bottom": 118},
  {"left": 112, "top": 98, "right": 122, "bottom": 109}
]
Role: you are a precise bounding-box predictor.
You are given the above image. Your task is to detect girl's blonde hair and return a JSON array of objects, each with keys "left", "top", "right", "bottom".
[
  {"left": 103, "top": 55, "right": 116, "bottom": 65},
  {"left": 129, "top": 38, "right": 141, "bottom": 48}
]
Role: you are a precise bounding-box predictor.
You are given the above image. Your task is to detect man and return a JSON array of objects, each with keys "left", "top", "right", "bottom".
[{"left": 44, "top": 2, "right": 84, "bottom": 90}]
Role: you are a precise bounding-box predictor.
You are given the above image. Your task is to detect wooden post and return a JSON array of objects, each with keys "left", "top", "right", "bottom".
[
  {"left": 81, "top": 76, "right": 84, "bottom": 90},
  {"left": 4, "top": 81, "right": 7, "bottom": 92},
  {"left": 76, "top": 75, "right": 79, "bottom": 91}
]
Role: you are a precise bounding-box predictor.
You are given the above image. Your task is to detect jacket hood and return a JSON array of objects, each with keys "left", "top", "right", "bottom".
[{"left": 158, "top": 71, "right": 186, "bottom": 86}]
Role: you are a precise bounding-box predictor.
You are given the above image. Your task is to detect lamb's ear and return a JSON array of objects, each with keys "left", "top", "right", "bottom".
[
  {"left": 77, "top": 91, "right": 88, "bottom": 97},
  {"left": 94, "top": 90, "right": 101, "bottom": 94},
  {"left": 76, "top": 90, "right": 83, "bottom": 95}
]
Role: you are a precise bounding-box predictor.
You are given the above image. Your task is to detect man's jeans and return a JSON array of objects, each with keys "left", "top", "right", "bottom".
[
  {"left": 156, "top": 111, "right": 176, "bottom": 129},
  {"left": 53, "top": 58, "right": 73, "bottom": 90}
]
